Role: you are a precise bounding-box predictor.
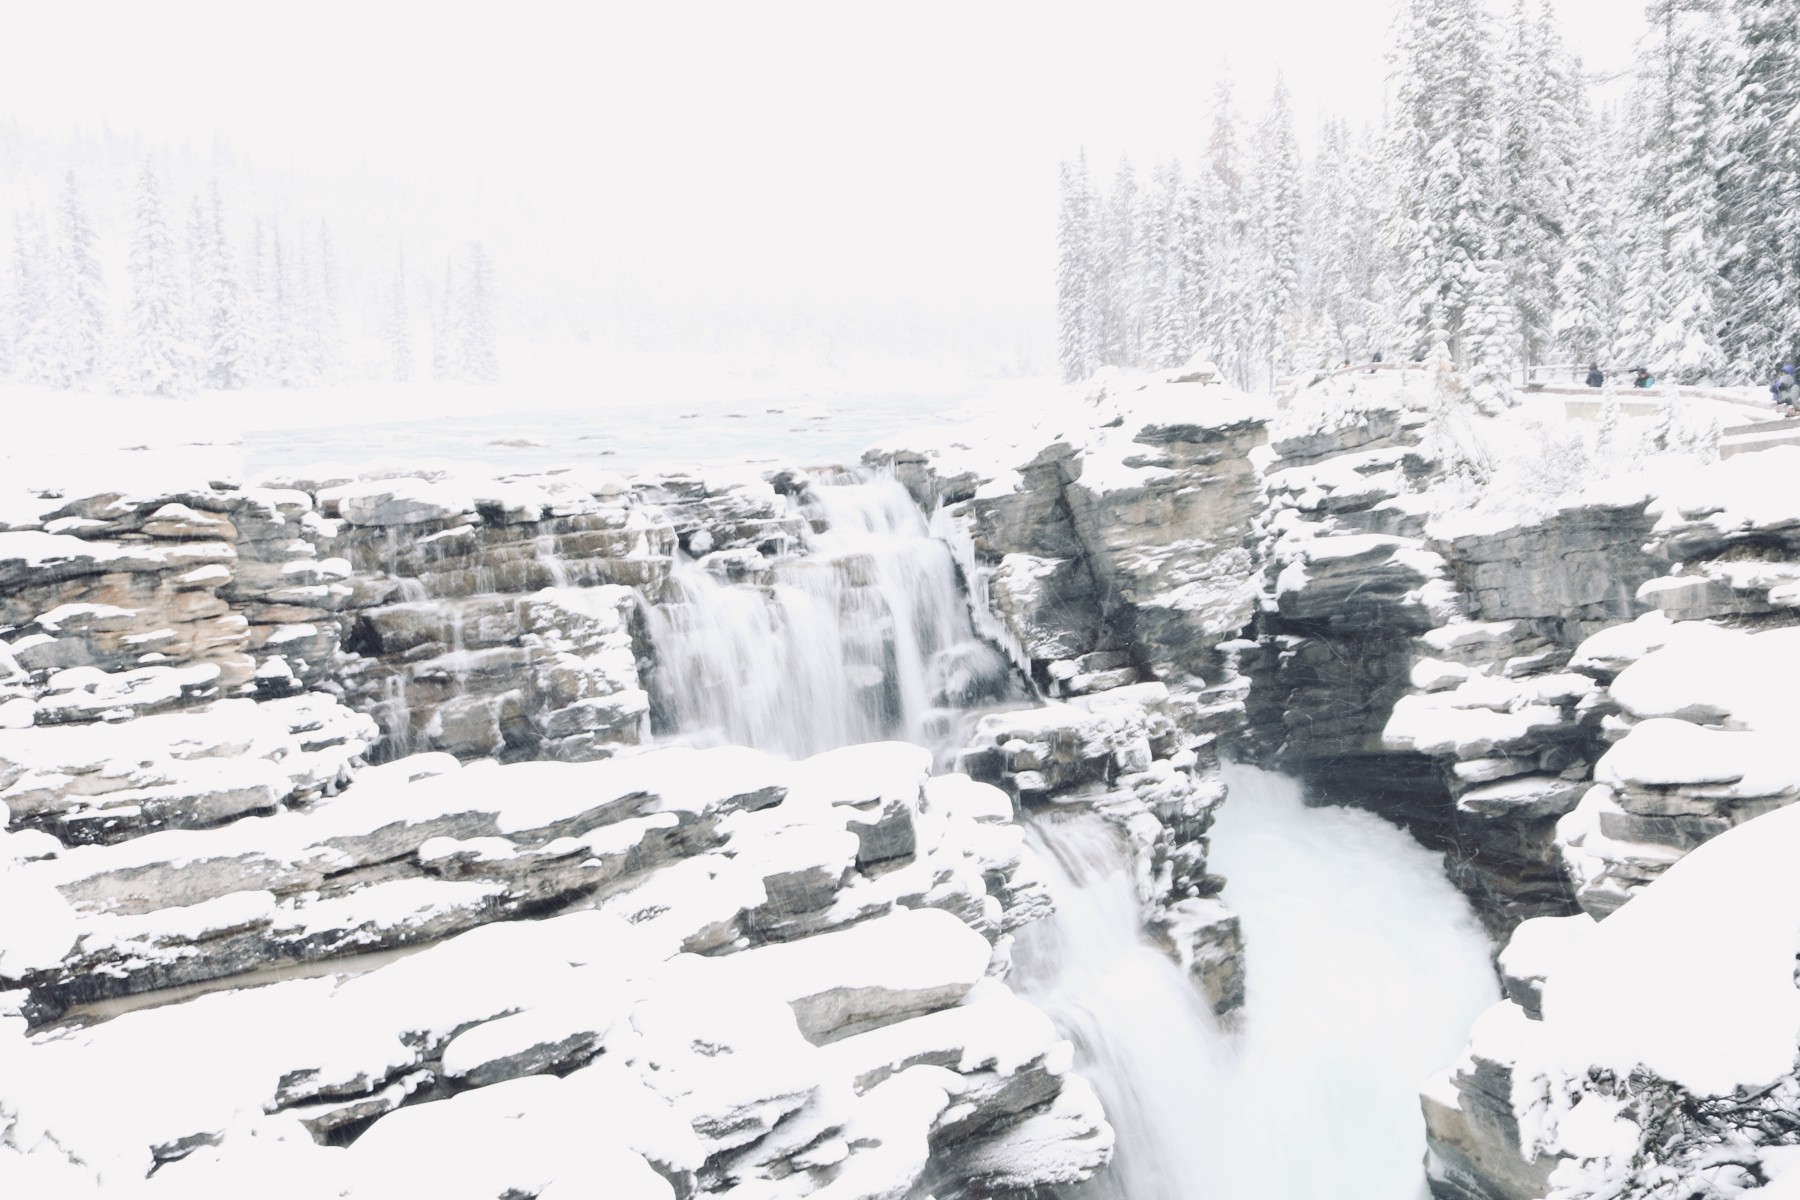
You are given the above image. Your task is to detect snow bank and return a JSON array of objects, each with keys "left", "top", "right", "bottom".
[{"left": 1541, "top": 798, "right": 1800, "bottom": 1094}]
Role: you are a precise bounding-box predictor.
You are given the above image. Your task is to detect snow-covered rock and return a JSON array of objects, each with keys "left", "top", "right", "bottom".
[
  {"left": 0, "top": 742, "right": 1102, "bottom": 1198},
  {"left": 1430, "top": 795, "right": 1800, "bottom": 1200},
  {"left": 0, "top": 695, "right": 374, "bottom": 845},
  {"left": 956, "top": 683, "right": 1242, "bottom": 1012}
]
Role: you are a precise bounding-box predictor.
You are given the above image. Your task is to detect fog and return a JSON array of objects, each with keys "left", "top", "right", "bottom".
[{"left": 1, "top": 0, "right": 1649, "bottom": 383}]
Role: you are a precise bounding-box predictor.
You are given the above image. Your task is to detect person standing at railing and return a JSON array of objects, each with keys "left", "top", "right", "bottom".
[
  {"left": 1585, "top": 364, "right": 1604, "bottom": 387},
  {"left": 1772, "top": 365, "right": 1797, "bottom": 412},
  {"left": 1633, "top": 367, "right": 1656, "bottom": 389}
]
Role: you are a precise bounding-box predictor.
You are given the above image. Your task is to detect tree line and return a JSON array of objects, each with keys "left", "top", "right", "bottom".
[
  {"left": 0, "top": 157, "right": 499, "bottom": 395},
  {"left": 1056, "top": 0, "right": 1800, "bottom": 408}
]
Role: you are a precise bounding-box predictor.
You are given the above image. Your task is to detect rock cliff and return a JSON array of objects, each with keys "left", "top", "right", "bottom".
[
  {"left": 871, "top": 374, "right": 1268, "bottom": 1014},
  {"left": 1425, "top": 449, "right": 1800, "bottom": 1200},
  {"left": 1232, "top": 382, "right": 1664, "bottom": 936}
]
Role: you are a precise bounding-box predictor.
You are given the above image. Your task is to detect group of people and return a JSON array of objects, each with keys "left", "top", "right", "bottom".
[
  {"left": 1584, "top": 366, "right": 1657, "bottom": 389},
  {"left": 1587, "top": 362, "right": 1800, "bottom": 414}
]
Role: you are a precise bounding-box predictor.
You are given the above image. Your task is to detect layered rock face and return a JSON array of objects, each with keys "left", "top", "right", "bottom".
[
  {"left": 1424, "top": 449, "right": 1800, "bottom": 1200},
  {"left": 1, "top": 743, "right": 1114, "bottom": 1197},
  {"left": 1554, "top": 448, "right": 1800, "bottom": 917},
  {"left": 1236, "top": 386, "right": 1662, "bottom": 934},
  {"left": 0, "top": 486, "right": 341, "bottom": 723},
  {"left": 1, "top": 460, "right": 986, "bottom": 769},
  {"left": 890, "top": 381, "right": 1265, "bottom": 698},
  {"left": 873, "top": 376, "right": 1267, "bottom": 1014}
]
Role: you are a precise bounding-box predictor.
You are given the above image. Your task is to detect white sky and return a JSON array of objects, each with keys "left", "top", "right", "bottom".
[{"left": 1, "top": 0, "right": 1649, "bottom": 378}]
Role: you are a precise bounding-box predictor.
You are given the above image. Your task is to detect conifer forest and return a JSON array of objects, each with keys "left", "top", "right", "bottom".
[{"left": 1055, "top": 0, "right": 1800, "bottom": 404}]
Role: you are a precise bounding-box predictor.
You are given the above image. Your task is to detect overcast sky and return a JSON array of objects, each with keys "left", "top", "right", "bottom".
[{"left": 2, "top": 0, "right": 1650, "bottom": 379}]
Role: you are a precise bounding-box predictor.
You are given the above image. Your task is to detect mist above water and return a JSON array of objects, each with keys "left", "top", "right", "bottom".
[{"left": 1015, "top": 763, "right": 1498, "bottom": 1200}]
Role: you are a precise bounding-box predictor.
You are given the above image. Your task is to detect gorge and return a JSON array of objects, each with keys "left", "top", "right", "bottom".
[{"left": 4, "top": 366, "right": 1798, "bottom": 1200}]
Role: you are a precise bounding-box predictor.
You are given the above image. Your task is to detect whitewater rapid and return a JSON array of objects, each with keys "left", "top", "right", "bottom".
[{"left": 1016, "top": 763, "right": 1499, "bottom": 1200}]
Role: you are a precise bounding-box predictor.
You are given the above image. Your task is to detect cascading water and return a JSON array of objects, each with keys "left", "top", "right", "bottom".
[
  {"left": 534, "top": 533, "right": 573, "bottom": 587},
  {"left": 643, "top": 472, "right": 1017, "bottom": 758},
  {"left": 1014, "top": 763, "right": 1498, "bottom": 1200}
]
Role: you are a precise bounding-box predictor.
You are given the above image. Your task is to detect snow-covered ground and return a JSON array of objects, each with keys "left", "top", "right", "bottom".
[{"left": 0, "top": 362, "right": 1056, "bottom": 491}]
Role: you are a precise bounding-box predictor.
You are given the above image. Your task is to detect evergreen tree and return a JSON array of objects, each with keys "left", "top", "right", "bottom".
[
  {"left": 460, "top": 241, "right": 499, "bottom": 384},
  {"left": 1140, "top": 159, "right": 1186, "bottom": 369},
  {"left": 289, "top": 230, "right": 322, "bottom": 386},
  {"left": 1552, "top": 108, "right": 1621, "bottom": 367},
  {"left": 1250, "top": 76, "right": 1302, "bottom": 383},
  {"left": 3, "top": 211, "right": 47, "bottom": 382},
  {"left": 1354, "top": 124, "right": 1407, "bottom": 362},
  {"left": 1466, "top": 250, "right": 1520, "bottom": 412},
  {"left": 1097, "top": 156, "right": 1140, "bottom": 368},
  {"left": 432, "top": 257, "right": 460, "bottom": 381},
  {"left": 1301, "top": 118, "right": 1355, "bottom": 364},
  {"left": 44, "top": 170, "right": 106, "bottom": 389},
  {"left": 185, "top": 195, "right": 211, "bottom": 370},
  {"left": 316, "top": 220, "right": 341, "bottom": 383},
  {"left": 204, "top": 181, "right": 248, "bottom": 389},
  {"left": 268, "top": 224, "right": 300, "bottom": 386},
  {"left": 1495, "top": 0, "right": 1576, "bottom": 375},
  {"left": 244, "top": 218, "right": 274, "bottom": 385},
  {"left": 385, "top": 248, "right": 412, "bottom": 382},
  {"left": 1719, "top": 0, "right": 1800, "bottom": 372},
  {"left": 120, "top": 158, "right": 194, "bottom": 396},
  {"left": 1643, "top": 0, "right": 1729, "bottom": 383},
  {"left": 1055, "top": 152, "right": 1101, "bottom": 382},
  {"left": 1200, "top": 76, "right": 1253, "bottom": 382},
  {"left": 1172, "top": 167, "right": 1209, "bottom": 370},
  {"left": 1389, "top": 0, "right": 1505, "bottom": 366}
]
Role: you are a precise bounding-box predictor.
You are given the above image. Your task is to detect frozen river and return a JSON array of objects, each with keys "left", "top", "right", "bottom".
[{"left": 236, "top": 387, "right": 993, "bottom": 479}]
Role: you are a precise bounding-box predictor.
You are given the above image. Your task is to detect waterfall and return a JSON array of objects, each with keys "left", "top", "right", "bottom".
[
  {"left": 1014, "top": 763, "right": 1498, "bottom": 1200},
  {"left": 643, "top": 472, "right": 1017, "bottom": 758},
  {"left": 535, "top": 533, "right": 572, "bottom": 587},
  {"left": 1014, "top": 815, "right": 1235, "bottom": 1200}
]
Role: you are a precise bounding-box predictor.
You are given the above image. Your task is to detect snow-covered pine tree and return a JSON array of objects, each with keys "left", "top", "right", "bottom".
[
  {"left": 1552, "top": 105, "right": 1621, "bottom": 369},
  {"left": 1642, "top": 0, "right": 1730, "bottom": 384},
  {"left": 1718, "top": 0, "right": 1800, "bottom": 373},
  {"left": 1301, "top": 118, "right": 1353, "bottom": 365},
  {"left": 185, "top": 196, "right": 211, "bottom": 377},
  {"left": 287, "top": 231, "right": 322, "bottom": 387},
  {"left": 244, "top": 219, "right": 276, "bottom": 385},
  {"left": 204, "top": 181, "right": 248, "bottom": 390},
  {"left": 1055, "top": 153, "right": 1101, "bottom": 382},
  {"left": 385, "top": 248, "right": 412, "bottom": 382},
  {"left": 460, "top": 241, "right": 499, "bottom": 384},
  {"left": 1465, "top": 248, "right": 1520, "bottom": 412},
  {"left": 1388, "top": 0, "right": 1505, "bottom": 367},
  {"left": 1200, "top": 75, "right": 1253, "bottom": 384},
  {"left": 1249, "top": 76, "right": 1302, "bottom": 384},
  {"left": 1140, "top": 159, "right": 1186, "bottom": 370},
  {"left": 432, "top": 257, "right": 459, "bottom": 381},
  {"left": 316, "top": 221, "right": 342, "bottom": 384},
  {"left": 269, "top": 224, "right": 305, "bottom": 387},
  {"left": 1494, "top": 0, "right": 1576, "bottom": 377},
  {"left": 44, "top": 170, "right": 106, "bottom": 389},
  {"left": 1353, "top": 122, "right": 1407, "bottom": 362},
  {"left": 1097, "top": 156, "right": 1140, "bottom": 368},
  {"left": 3, "top": 211, "right": 44, "bottom": 382},
  {"left": 120, "top": 158, "right": 195, "bottom": 396},
  {"left": 1173, "top": 166, "right": 1210, "bottom": 371},
  {"left": 0, "top": 225, "right": 11, "bottom": 380}
]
